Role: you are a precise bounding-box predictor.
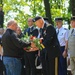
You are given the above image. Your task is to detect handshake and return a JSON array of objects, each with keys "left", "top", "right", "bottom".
[{"left": 24, "top": 42, "right": 39, "bottom": 52}]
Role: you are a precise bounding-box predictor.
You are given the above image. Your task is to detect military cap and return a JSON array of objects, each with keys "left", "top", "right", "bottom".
[
  {"left": 55, "top": 17, "right": 63, "bottom": 21},
  {"left": 43, "top": 17, "right": 49, "bottom": 21},
  {"left": 32, "top": 16, "right": 42, "bottom": 22},
  {"left": 71, "top": 16, "right": 75, "bottom": 21}
]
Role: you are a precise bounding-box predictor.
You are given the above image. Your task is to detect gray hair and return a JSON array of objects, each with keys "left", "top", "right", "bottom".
[{"left": 7, "top": 20, "right": 17, "bottom": 27}]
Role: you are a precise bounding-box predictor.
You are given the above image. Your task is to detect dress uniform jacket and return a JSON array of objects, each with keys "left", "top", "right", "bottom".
[
  {"left": 24, "top": 25, "right": 39, "bottom": 38},
  {"left": 40, "top": 24, "right": 61, "bottom": 75},
  {"left": 42, "top": 25, "right": 60, "bottom": 59},
  {"left": 23, "top": 26, "right": 39, "bottom": 75}
]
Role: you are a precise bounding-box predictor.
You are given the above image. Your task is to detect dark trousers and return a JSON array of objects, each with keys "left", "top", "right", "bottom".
[
  {"left": 41, "top": 50, "right": 59, "bottom": 75},
  {"left": 24, "top": 51, "right": 37, "bottom": 75},
  {"left": 59, "top": 46, "right": 67, "bottom": 75},
  {"left": 0, "top": 60, "right": 3, "bottom": 75},
  {"left": 40, "top": 50, "right": 47, "bottom": 75},
  {"left": 21, "top": 58, "right": 26, "bottom": 75}
]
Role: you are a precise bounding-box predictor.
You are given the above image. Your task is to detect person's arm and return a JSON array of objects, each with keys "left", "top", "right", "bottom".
[
  {"left": 11, "top": 32, "right": 31, "bottom": 48},
  {"left": 63, "top": 29, "right": 69, "bottom": 58}
]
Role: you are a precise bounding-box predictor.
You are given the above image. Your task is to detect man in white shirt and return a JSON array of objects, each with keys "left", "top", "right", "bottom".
[{"left": 55, "top": 17, "right": 68, "bottom": 75}]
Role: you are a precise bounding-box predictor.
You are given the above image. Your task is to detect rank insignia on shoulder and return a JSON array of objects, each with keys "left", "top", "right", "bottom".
[
  {"left": 46, "top": 24, "right": 51, "bottom": 27},
  {"left": 64, "top": 28, "right": 68, "bottom": 30}
]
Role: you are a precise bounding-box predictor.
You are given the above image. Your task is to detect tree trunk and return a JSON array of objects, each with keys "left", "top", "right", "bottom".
[
  {"left": 43, "top": 0, "right": 53, "bottom": 24},
  {"left": 70, "top": 0, "right": 75, "bottom": 16},
  {"left": 0, "top": 0, "right": 3, "bottom": 7}
]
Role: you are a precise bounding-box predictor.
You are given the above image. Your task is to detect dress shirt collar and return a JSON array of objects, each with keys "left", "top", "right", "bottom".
[
  {"left": 57, "top": 27, "right": 63, "bottom": 31},
  {"left": 73, "top": 28, "right": 75, "bottom": 31},
  {"left": 29, "top": 25, "right": 34, "bottom": 28}
]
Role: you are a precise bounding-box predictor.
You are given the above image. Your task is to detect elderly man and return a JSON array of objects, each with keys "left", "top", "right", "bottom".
[
  {"left": 68, "top": 16, "right": 75, "bottom": 75},
  {"left": 32, "top": 16, "right": 61, "bottom": 75},
  {"left": 2, "top": 20, "right": 31, "bottom": 75}
]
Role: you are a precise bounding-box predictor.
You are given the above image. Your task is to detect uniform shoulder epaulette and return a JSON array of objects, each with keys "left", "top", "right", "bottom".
[
  {"left": 46, "top": 24, "right": 52, "bottom": 27},
  {"left": 64, "top": 28, "right": 68, "bottom": 30}
]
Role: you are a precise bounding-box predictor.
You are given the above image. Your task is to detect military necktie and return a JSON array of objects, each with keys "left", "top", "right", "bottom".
[
  {"left": 57, "top": 29, "right": 59, "bottom": 35},
  {"left": 71, "top": 29, "right": 74, "bottom": 34},
  {"left": 40, "top": 28, "right": 43, "bottom": 38},
  {"left": 28, "top": 28, "right": 30, "bottom": 32}
]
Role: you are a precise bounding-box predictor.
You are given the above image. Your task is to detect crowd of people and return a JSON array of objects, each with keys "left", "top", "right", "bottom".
[{"left": 0, "top": 16, "right": 75, "bottom": 75}]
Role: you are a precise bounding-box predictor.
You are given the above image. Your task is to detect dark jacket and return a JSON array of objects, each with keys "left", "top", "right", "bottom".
[
  {"left": 24, "top": 26, "right": 38, "bottom": 37},
  {"left": 42, "top": 25, "right": 61, "bottom": 59},
  {"left": 2, "top": 29, "right": 31, "bottom": 58}
]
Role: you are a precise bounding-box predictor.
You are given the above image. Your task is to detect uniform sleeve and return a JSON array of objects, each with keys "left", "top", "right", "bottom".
[
  {"left": 11, "top": 33, "right": 31, "bottom": 48},
  {"left": 64, "top": 29, "right": 69, "bottom": 41},
  {"left": 42, "top": 25, "right": 56, "bottom": 48}
]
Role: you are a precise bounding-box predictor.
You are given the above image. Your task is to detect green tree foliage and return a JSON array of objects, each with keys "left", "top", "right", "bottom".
[
  {"left": 50, "top": 0, "right": 70, "bottom": 22},
  {"left": 2, "top": 0, "right": 70, "bottom": 29},
  {"left": 3, "top": 0, "right": 45, "bottom": 30},
  {"left": 3, "top": 0, "right": 31, "bottom": 30},
  {"left": 29, "top": 0, "right": 45, "bottom": 17}
]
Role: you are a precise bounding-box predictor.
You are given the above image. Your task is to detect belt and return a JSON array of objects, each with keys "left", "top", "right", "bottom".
[
  {"left": 60, "top": 46, "right": 65, "bottom": 48},
  {"left": 3, "top": 55, "right": 22, "bottom": 59}
]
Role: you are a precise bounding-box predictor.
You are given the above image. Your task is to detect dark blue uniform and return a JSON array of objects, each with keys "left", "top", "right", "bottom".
[
  {"left": 24, "top": 26, "right": 38, "bottom": 75},
  {"left": 40, "top": 25, "right": 61, "bottom": 75},
  {"left": 56, "top": 27, "right": 68, "bottom": 75}
]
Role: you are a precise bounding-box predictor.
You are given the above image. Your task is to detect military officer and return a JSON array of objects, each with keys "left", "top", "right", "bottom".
[
  {"left": 23, "top": 18, "right": 38, "bottom": 75},
  {"left": 55, "top": 17, "right": 68, "bottom": 75},
  {"left": 68, "top": 16, "right": 75, "bottom": 75},
  {"left": 33, "top": 16, "right": 61, "bottom": 75}
]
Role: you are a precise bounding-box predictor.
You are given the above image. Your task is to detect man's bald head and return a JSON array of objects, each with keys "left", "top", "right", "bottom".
[
  {"left": 28, "top": 18, "right": 33, "bottom": 27},
  {"left": 7, "top": 20, "right": 17, "bottom": 27},
  {"left": 7, "top": 20, "right": 18, "bottom": 31}
]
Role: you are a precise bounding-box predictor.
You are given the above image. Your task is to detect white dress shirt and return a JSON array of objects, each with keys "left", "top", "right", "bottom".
[{"left": 56, "top": 27, "right": 69, "bottom": 46}]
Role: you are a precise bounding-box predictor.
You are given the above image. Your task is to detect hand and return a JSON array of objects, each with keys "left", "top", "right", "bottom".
[
  {"left": 27, "top": 47, "right": 39, "bottom": 52},
  {"left": 23, "top": 47, "right": 30, "bottom": 50},
  {"left": 62, "top": 50, "right": 67, "bottom": 58},
  {"left": 31, "top": 42, "right": 36, "bottom": 48}
]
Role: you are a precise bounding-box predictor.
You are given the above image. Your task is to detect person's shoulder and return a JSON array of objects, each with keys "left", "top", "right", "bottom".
[
  {"left": 63, "top": 28, "right": 68, "bottom": 30},
  {"left": 10, "top": 30, "right": 17, "bottom": 38},
  {"left": 2, "top": 29, "right": 11, "bottom": 38},
  {"left": 47, "top": 24, "right": 55, "bottom": 29},
  {"left": 47, "top": 24, "right": 52, "bottom": 27},
  {"left": 63, "top": 27, "right": 69, "bottom": 32},
  {"left": 33, "top": 28, "right": 38, "bottom": 31},
  {"left": 24, "top": 28, "right": 28, "bottom": 34},
  {"left": 32, "top": 27, "right": 38, "bottom": 33}
]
